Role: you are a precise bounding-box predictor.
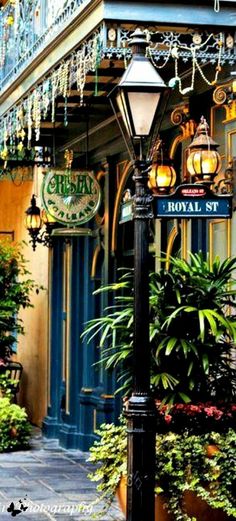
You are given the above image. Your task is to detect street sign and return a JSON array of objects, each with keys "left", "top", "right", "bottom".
[
  {"left": 119, "top": 185, "right": 232, "bottom": 223},
  {"left": 119, "top": 200, "right": 133, "bottom": 223},
  {"left": 155, "top": 197, "right": 231, "bottom": 218},
  {"left": 154, "top": 184, "right": 232, "bottom": 219}
]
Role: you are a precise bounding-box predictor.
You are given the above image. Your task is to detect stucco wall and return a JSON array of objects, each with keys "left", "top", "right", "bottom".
[{"left": 0, "top": 169, "right": 48, "bottom": 426}]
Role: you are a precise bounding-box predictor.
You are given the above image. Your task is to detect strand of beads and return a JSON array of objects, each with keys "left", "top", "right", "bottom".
[
  {"left": 42, "top": 80, "right": 51, "bottom": 119},
  {"left": 51, "top": 70, "right": 59, "bottom": 123},
  {"left": 32, "top": 88, "right": 41, "bottom": 141},
  {"left": 76, "top": 47, "right": 86, "bottom": 105},
  {"left": 58, "top": 61, "right": 69, "bottom": 98},
  {"left": 147, "top": 31, "right": 174, "bottom": 70},
  {"left": 27, "top": 96, "right": 33, "bottom": 147},
  {"left": 214, "top": 0, "right": 220, "bottom": 12},
  {"left": 196, "top": 33, "right": 223, "bottom": 86},
  {"left": 168, "top": 32, "right": 223, "bottom": 94}
]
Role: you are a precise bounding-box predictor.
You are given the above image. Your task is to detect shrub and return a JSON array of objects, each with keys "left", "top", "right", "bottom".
[
  {"left": 0, "top": 239, "right": 40, "bottom": 368},
  {"left": 88, "top": 420, "right": 236, "bottom": 520},
  {"left": 82, "top": 254, "right": 236, "bottom": 404},
  {"left": 0, "top": 397, "right": 31, "bottom": 452}
]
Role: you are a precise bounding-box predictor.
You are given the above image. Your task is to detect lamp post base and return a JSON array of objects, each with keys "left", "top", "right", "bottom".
[{"left": 125, "top": 394, "right": 156, "bottom": 521}]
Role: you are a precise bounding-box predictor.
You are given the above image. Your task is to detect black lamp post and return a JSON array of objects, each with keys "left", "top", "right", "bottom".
[{"left": 109, "top": 28, "right": 170, "bottom": 521}]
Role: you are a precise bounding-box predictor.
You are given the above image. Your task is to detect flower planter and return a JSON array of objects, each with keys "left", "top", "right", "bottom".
[
  {"left": 116, "top": 476, "right": 173, "bottom": 521},
  {"left": 182, "top": 491, "right": 229, "bottom": 521},
  {"left": 116, "top": 476, "right": 229, "bottom": 521}
]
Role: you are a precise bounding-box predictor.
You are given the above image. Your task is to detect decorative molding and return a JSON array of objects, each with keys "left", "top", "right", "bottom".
[
  {"left": 170, "top": 102, "right": 196, "bottom": 159},
  {"left": 0, "top": 0, "right": 91, "bottom": 89},
  {"left": 181, "top": 219, "right": 188, "bottom": 260},
  {"left": 170, "top": 103, "right": 190, "bottom": 126},
  {"left": 166, "top": 223, "right": 179, "bottom": 269},
  {"left": 0, "top": 22, "right": 235, "bottom": 149},
  {"left": 90, "top": 244, "right": 101, "bottom": 279},
  {"left": 213, "top": 81, "right": 236, "bottom": 122},
  {"left": 111, "top": 160, "right": 132, "bottom": 254},
  {"left": 104, "top": 27, "right": 234, "bottom": 65},
  {"left": 209, "top": 218, "right": 231, "bottom": 267},
  {"left": 47, "top": 247, "right": 53, "bottom": 408}
]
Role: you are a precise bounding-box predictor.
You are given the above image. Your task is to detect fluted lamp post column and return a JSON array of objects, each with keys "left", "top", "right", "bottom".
[{"left": 108, "top": 29, "right": 170, "bottom": 521}]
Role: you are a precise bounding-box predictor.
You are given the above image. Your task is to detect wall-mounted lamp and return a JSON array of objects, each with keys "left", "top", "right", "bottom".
[
  {"left": 25, "top": 194, "right": 56, "bottom": 250},
  {"left": 187, "top": 116, "right": 221, "bottom": 185}
]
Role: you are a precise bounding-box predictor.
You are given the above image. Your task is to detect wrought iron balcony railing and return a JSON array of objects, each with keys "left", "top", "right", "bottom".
[{"left": 0, "top": 0, "right": 88, "bottom": 92}]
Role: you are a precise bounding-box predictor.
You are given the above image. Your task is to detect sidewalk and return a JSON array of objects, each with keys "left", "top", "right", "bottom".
[{"left": 0, "top": 428, "right": 124, "bottom": 521}]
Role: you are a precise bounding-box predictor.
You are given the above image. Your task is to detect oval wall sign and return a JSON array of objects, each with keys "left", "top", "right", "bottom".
[{"left": 41, "top": 169, "right": 101, "bottom": 225}]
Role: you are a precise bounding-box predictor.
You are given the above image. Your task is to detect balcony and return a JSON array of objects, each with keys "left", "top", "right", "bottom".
[{"left": 0, "top": 0, "right": 90, "bottom": 91}]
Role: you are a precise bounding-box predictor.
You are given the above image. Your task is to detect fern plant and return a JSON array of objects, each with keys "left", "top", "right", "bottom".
[{"left": 82, "top": 254, "right": 236, "bottom": 404}]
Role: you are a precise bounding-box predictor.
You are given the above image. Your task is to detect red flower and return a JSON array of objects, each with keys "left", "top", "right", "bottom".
[
  {"left": 188, "top": 405, "right": 201, "bottom": 415},
  {"left": 174, "top": 404, "right": 185, "bottom": 410},
  {"left": 165, "top": 414, "right": 172, "bottom": 424},
  {"left": 204, "top": 407, "right": 218, "bottom": 417},
  {"left": 213, "top": 410, "right": 223, "bottom": 420}
]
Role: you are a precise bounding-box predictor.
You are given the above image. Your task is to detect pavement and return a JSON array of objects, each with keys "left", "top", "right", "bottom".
[{"left": 0, "top": 428, "right": 124, "bottom": 521}]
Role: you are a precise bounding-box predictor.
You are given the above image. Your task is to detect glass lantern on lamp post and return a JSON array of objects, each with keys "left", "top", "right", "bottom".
[
  {"left": 109, "top": 28, "right": 171, "bottom": 521},
  {"left": 187, "top": 116, "right": 221, "bottom": 185},
  {"left": 148, "top": 147, "right": 177, "bottom": 194}
]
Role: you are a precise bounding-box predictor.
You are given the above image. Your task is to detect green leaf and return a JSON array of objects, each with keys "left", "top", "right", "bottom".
[
  {"left": 198, "top": 310, "right": 205, "bottom": 343},
  {"left": 202, "top": 353, "right": 209, "bottom": 374},
  {"left": 187, "top": 361, "right": 193, "bottom": 376},
  {"left": 180, "top": 339, "right": 189, "bottom": 358},
  {"left": 178, "top": 392, "right": 191, "bottom": 403},
  {"left": 165, "top": 337, "right": 178, "bottom": 356},
  {"left": 203, "top": 310, "right": 218, "bottom": 336}
]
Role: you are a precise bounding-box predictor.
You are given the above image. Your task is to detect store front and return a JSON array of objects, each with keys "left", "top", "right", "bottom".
[{"left": 0, "top": 0, "right": 235, "bottom": 449}]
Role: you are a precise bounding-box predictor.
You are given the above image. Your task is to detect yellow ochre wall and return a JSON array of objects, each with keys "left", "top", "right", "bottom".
[{"left": 0, "top": 170, "right": 48, "bottom": 426}]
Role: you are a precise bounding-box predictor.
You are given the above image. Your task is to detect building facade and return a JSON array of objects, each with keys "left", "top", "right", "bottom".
[{"left": 0, "top": 0, "right": 236, "bottom": 449}]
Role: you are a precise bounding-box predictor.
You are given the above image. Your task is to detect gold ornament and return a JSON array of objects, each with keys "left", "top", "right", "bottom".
[
  {"left": 17, "top": 141, "right": 24, "bottom": 152},
  {"left": 6, "top": 15, "right": 14, "bottom": 26},
  {"left": 0, "top": 148, "right": 8, "bottom": 160}
]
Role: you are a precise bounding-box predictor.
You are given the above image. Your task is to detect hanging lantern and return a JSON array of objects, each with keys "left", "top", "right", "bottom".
[
  {"left": 187, "top": 116, "right": 221, "bottom": 184},
  {"left": 148, "top": 147, "right": 177, "bottom": 194},
  {"left": 25, "top": 195, "right": 42, "bottom": 251}
]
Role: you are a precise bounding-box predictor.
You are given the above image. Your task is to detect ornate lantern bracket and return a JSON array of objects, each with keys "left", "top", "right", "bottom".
[{"left": 24, "top": 194, "right": 57, "bottom": 251}]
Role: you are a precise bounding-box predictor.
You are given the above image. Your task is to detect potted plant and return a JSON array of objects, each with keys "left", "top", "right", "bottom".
[
  {"left": 87, "top": 418, "right": 236, "bottom": 520},
  {"left": 82, "top": 253, "right": 236, "bottom": 404},
  {"left": 83, "top": 253, "right": 236, "bottom": 519}
]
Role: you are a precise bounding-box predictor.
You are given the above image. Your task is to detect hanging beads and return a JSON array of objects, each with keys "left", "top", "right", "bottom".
[
  {"left": 32, "top": 88, "right": 41, "bottom": 141},
  {"left": 51, "top": 70, "right": 59, "bottom": 123},
  {"left": 214, "top": 0, "right": 220, "bottom": 13},
  {"left": 167, "top": 32, "right": 223, "bottom": 95},
  {"left": 27, "top": 96, "right": 33, "bottom": 147},
  {"left": 42, "top": 80, "right": 51, "bottom": 119}
]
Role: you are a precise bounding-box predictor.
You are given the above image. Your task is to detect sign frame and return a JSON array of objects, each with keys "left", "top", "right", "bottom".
[
  {"left": 41, "top": 169, "right": 101, "bottom": 226},
  {"left": 154, "top": 184, "right": 232, "bottom": 219}
]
